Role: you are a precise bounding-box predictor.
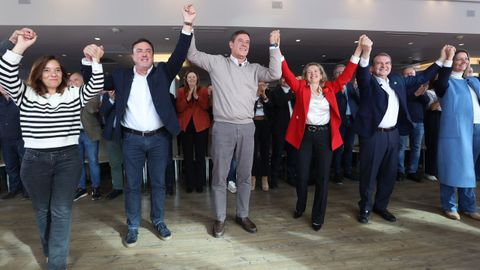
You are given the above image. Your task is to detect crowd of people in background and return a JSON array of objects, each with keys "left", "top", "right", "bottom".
[{"left": 1, "top": 3, "right": 480, "bottom": 270}]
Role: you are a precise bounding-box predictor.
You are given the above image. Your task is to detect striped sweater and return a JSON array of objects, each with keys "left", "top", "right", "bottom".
[{"left": 0, "top": 50, "right": 104, "bottom": 149}]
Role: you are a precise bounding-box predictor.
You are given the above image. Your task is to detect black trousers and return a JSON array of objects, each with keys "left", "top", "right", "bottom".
[
  {"left": 358, "top": 129, "right": 399, "bottom": 211},
  {"left": 296, "top": 127, "right": 332, "bottom": 225},
  {"left": 252, "top": 119, "right": 271, "bottom": 178},
  {"left": 424, "top": 110, "right": 441, "bottom": 176},
  {"left": 270, "top": 132, "right": 298, "bottom": 187},
  {"left": 181, "top": 120, "right": 208, "bottom": 190}
]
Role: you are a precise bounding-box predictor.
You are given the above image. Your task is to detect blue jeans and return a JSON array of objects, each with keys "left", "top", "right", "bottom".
[
  {"left": 1, "top": 138, "right": 25, "bottom": 192},
  {"left": 227, "top": 158, "right": 237, "bottom": 183},
  {"left": 440, "top": 183, "right": 477, "bottom": 213},
  {"left": 398, "top": 122, "right": 424, "bottom": 174},
  {"left": 122, "top": 130, "right": 170, "bottom": 229},
  {"left": 78, "top": 131, "right": 101, "bottom": 189},
  {"left": 21, "top": 146, "right": 81, "bottom": 270}
]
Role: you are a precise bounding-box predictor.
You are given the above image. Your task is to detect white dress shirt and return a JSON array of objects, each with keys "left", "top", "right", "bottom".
[
  {"left": 375, "top": 76, "right": 399, "bottom": 128},
  {"left": 306, "top": 91, "right": 330, "bottom": 125},
  {"left": 121, "top": 66, "right": 164, "bottom": 131}
]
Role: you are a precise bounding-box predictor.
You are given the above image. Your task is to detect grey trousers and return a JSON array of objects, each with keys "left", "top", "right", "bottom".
[{"left": 211, "top": 121, "right": 255, "bottom": 221}]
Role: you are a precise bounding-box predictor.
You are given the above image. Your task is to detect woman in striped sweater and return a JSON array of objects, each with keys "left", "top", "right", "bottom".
[{"left": 0, "top": 28, "right": 104, "bottom": 270}]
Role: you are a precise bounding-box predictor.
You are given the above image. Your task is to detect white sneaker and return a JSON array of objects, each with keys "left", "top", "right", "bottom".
[
  {"left": 227, "top": 181, "right": 237, "bottom": 193},
  {"left": 424, "top": 174, "right": 438, "bottom": 181}
]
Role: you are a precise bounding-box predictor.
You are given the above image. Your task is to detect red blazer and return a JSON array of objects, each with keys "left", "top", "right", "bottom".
[
  {"left": 176, "top": 86, "right": 211, "bottom": 132},
  {"left": 283, "top": 60, "right": 358, "bottom": 151}
]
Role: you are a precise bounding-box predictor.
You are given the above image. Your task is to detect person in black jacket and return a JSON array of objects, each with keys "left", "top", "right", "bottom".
[
  {"left": 0, "top": 85, "right": 26, "bottom": 199},
  {"left": 331, "top": 64, "right": 360, "bottom": 184},
  {"left": 269, "top": 78, "right": 297, "bottom": 187}
]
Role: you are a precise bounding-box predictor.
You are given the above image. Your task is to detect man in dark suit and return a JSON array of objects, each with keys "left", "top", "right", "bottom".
[
  {"left": 355, "top": 37, "right": 445, "bottom": 224},
  {"left": 105, "top": 4, "right": 195, "bottom": 247},
  {"left": 332, "top": 64, "right": 359, "bottom": 184},
  {"left": 269, "top": 78, "right": 297, "bottom": 187}
]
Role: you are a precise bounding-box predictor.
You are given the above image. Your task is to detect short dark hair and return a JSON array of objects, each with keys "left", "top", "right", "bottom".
[
  {"left": 131, "top": 38, "right": 154, "bottom": 53},
  {"left": 230, "top": 30, "right": 250, "bottom": 42},
  {"left": 28, "top": 56, "right": 68, "bottom": 96},
  {"left": 372, "top": 52, "right": 392, "bottom": 64}
]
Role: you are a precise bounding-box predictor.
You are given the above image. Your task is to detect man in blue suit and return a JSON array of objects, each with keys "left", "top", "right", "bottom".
[
  {"left": 355, "top": 37, "right": 445, "bottom": 224},
  {"left": 332, "top": 64, "right": 360, "bottom": 184},
  {"left": 107, "top": 4, "right": 196, "bottom": 247}
]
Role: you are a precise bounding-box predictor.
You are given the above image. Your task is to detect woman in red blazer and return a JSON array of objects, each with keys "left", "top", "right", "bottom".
[
  {"left": 176, "top": 70, "right": 211, "bottom": 193},
  {"left": 281, "top": 35, "right": 365, "bottom": 231}
]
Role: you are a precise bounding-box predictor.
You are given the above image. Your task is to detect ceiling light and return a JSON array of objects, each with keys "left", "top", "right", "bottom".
[
  {"left": 295, "top": 39, "right": 301, "bottom": 43},
  {"left": 354, "top": 41, "right": 359, "bottom": 44},
  {"left": 407, "top": 42, "right": 413, "bottom": 45},
  {"left": 322, "top": 54, "right": 326, "bottom": 58},
  {"left": 165, "top": 37, "right": 170, "bottom": 41},
  {"left": 94, "top": 37, "right": 101, "bottom": 41},
  {"left": 459, "top": 43, "right": 465, "bottom": 46},
  {"left": 118, "top": 54, "right": 123, "bottom": 57},
  {"left": 61, "top": 54, "right": 67, "bottom": 57}
]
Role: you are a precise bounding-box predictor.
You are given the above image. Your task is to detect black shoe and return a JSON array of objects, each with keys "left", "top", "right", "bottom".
[
  {"left": 333, "top": 174, "right": 343, "bottom": 185},
  {"left": 343, "top": 173, "right": 358, "bottom": 181},
  {"left": 235, "top": 216, "right": 257, "bottom": 233},
  {"left": 397, "top": 172, "right": 405, "bottom": 182},
  {"left": 312, "top": 223, "right": 322, "bottom": 231},
  {"left": 22, "top": 191, "right": 30, "bottom": 200},
  {"left": 293, "top": 210, "right": 303, "bottom": 219},
  {"left": 91, "top": 187, "right": 101, "bottom": 201},
  {"left": 1, "top": 190, "right": 22, "bottom": 200},
  {"left": 357, "top": 210, "right": 370, "bottom": 224},
  {"left": 212, "top": 220, "right": 225, "bottom": 238},
  {"left": 106, "top": 189, "right": 123, "bottom": 200},
  {"left": 407, "top": 173, "right": 423, "bottom": 183},
  {"left": 123, "top": 229, "right": 138, "bottom": 248},
  {"left": 373, "top": 209, "right": 396, "bottom": 222},
  {"left": 73, "top": 188, "right": 87, "bottom": 201},
  {"left": 166, "top": 188, "right": 174, "bottom": 196}
]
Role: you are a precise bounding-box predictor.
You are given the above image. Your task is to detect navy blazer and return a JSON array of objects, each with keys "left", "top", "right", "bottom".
[
  {"left": 112, "top": 32, "right": 192, "bottom": 141},
  {"left": 335, "top": 82, "right": 359, "bottom": 123},
  {"left": 355, "top": 63, "right": 440, "bottom": 137}
]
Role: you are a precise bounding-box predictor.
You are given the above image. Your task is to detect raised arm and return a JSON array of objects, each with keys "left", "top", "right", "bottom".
[
  {"left": 355, "top": 35, "right": 374, "bottom": 95},
  {"left": 257, "top": 30, "right": 282, "bottom": 82},
  {"left": 434, "top": 45, "right": 455, "bottom": 97},
  {"left": 79, "top": 44, "right": 104, "bottom": 106},
  {"left": 0, "top": 28, "right": 38, "bottom": 105},
  {"left": 163, "top": 4, "right": 195, "bottom": 82}
]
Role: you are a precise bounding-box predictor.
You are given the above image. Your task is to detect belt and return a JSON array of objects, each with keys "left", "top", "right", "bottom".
[
  {"left": 376, "top": 126, "right": 397, "bottom": 132},
  {"left": 122, "top": 126, "right": 166, "bottom": 137},
  {"left": 253, "top": 116, "right": 266, "bottom": 121},
  {"left": 306, "top": 124, "right": 329, "bottom": 132}
]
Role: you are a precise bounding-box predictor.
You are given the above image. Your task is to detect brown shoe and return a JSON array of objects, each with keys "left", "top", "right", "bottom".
[
  {"left": 463, "top": 212, "right": 480, "bottom": 221},
  {"left": 212, "top": 220, "right": 225, "bottom": 238},
  {"left": 251, "top": 176, "right": 256, "bottom": 191},
  {"left": 444, "top": 211, "right": 460, "bottom": 220},
  {"left": 235, "top": 216, "right": 257, "bottom": 233},
  {"left": 261, "top": 176, "right": 269, "bottom": 191}
]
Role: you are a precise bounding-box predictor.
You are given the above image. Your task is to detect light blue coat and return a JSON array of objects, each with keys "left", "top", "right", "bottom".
[{"left": 436, "top": 70, "right": 480, "bottom": 188}]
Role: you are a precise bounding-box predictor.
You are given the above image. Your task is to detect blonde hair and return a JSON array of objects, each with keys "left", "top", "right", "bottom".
[{"left": 302, "top": 62, "right": 328, "bottom": 87}]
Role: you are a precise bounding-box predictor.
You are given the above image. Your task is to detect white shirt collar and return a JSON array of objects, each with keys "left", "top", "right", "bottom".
[
  {"left": 230, "top": 55, "right": 248, "bottom": 67},
  {"left": 374, "top": 75, "right": 389, "bottom": 86},
  {"left": 451, "top": 71, "right": 464, "bottom": 80},
  {"left": 133, "top": 65, "right": 153, "bottom": 77}
]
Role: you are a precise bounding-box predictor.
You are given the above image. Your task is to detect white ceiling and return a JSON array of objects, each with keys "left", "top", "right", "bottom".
[{"left": 1, "top": 25, "right": 479, "bottom": 79}]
